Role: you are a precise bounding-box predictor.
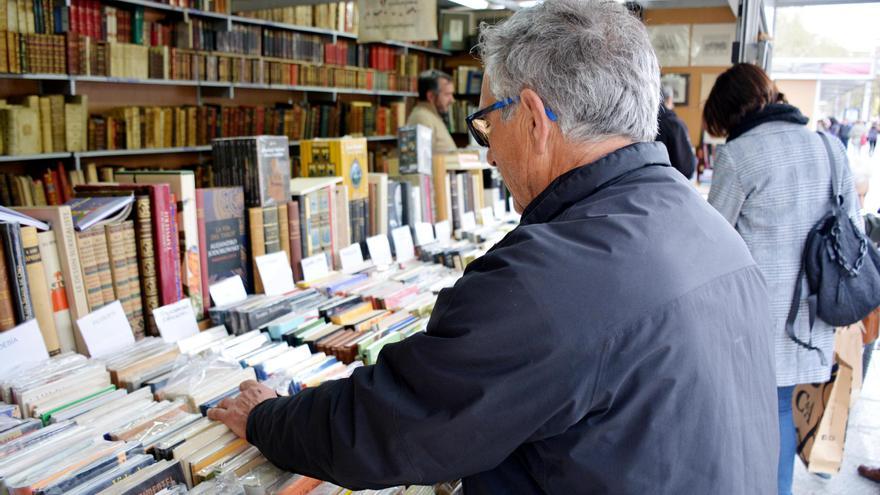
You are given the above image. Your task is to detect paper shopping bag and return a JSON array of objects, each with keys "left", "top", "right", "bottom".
[{"left": 792, "top": 324, "right": 863, "bottom": 474}]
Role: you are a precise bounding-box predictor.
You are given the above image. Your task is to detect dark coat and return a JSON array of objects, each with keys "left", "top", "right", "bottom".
[
  {"left": 656, "top": 105, "right": 697, "bottom": 179},
  {"left": 246, "top": 142, "right": 779, "bottom": 494}
]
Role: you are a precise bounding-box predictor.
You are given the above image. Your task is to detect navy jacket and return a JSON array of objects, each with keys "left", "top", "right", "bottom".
[
  {"left": 656, "top": 105, "right": 696, "bottom": 179},
  {"left": 247, "top": 142, "right": 779, "bottom": 494}
]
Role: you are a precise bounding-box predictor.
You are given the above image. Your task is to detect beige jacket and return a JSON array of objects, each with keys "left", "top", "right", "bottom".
[{"left": 406, "top": 102, "right": 457, "bottom": 154}]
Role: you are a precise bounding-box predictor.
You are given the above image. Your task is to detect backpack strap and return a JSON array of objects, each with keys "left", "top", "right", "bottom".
[
  {"left": 818, "top": 131, "right": 844, "bottom": 211},
  {"left": 785, "top": 255, "right": 828, "bottom": 367}
]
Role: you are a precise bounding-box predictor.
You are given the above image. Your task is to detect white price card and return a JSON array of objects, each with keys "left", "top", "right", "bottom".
[
  {"left": 461, "top": 211, "right": 477, "bottom": 231},
  {"left": 209, "top": 275, "right": 248, "bottom": 307},
  {"left": 413, "top": 222, "right": 435, "bottom": 246},
  {"left": 391, "top": 226, "right": 415, "bottom": 262},
  {"left": 434, "top": 220, "right": 452, "bottom": 244},
  {"left": 479, "top": 207, "right": 495, "bottom": 225},
  {"left": 0, "top": 319, "right": 49, "bottom": 376},
  {"left": 494, "top": 200, "right": 506, "bottom": 220},
  {"left": 256, "top": 251, "right": 296, "bottom": 295},
  {"left": 300, "top": 253, "right": 331, "bottom": 282},
  {"left": 153, "top": 299, "right": 200, "bottom": 344},
  {"left": 367, "top": 235, "right": 394, "bottom": 266},
  {"left": 76, "top": 300, "right": 135, "bottom": 358},
  {"left": 339, "top": 244, "right": 365, "bottom": 273}
]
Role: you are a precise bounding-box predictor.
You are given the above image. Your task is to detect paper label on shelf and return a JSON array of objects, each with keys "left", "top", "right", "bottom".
[
  {"left": 413, "top": 222, "right": 435, "bottom": 246},
  {"left": 391, "top": 227, "right": 415, "bottom": 262},
  {"left": 367, "top": 235, "right": 394, "bottom": 266},
  {"left": 461, "top": 211, "right": 477, "bottom": 231},
  {"left": 339, "top": 244, "right": 365, "bottom": 273},
  {"left": 153, "top": 299, "right": 200, "bottom": 344},
  {"left": 479, "top": 207, "right": 495, "bottom": 225},
  {"left": 434, "top": 220, "right": 452, "bottom": 244},
  {"left": 301, "top": 253, "right": 331, "bottom": 282},
  {"left": 0, "top": 319, "right": 49, "bottom": 375},
  {"left": 209, "top": 275, "right": 248, "bottom": 307},
  {"left": 77, "top": 301, "right": 135, "bottom": 359},
  {"left": 256, "top": 251, "right": 296, "bottom": 295},
  {"left": 494, "top": 200, "right": 506, "bottom": 220}
]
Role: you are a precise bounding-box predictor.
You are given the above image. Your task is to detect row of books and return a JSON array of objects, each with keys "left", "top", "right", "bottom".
[
  {"left": 235, "top": 2, "right": 358, "bottom": 34},
  {"left": 0, "top": 31, "right": 66, "bottom": 74},
  {"left": 0, "top": 0, "right": 65, "bottom": 35},
  {"left": 446, "top": 100, "right": 478, "bottom": 135},
  {"left": 452, "top": 66, "right": 482, "bottom": 96},
  {"left": 0, "top": 94, "right": 88, "bottom": 156}
]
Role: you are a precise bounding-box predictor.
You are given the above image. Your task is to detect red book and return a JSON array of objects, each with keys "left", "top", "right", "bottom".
[
  {"left": 74, "top": 183, "right": 181, "bottom": 306},
  {"left": 43, "top": 170, "right": 60, "bottom": 205},
  {"left": 56, "top": 162, "right": 72, "bottom": 203},
  {"left": 69, "top": 2, "right": 77, "bottom": 34},
  {"left": 168, "top": 193, "right": 183, "bottom": 302}
]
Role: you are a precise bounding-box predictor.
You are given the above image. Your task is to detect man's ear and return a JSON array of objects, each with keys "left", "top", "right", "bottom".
[{"left": 520, "top": 89, "right": 552, "bottom": 155}]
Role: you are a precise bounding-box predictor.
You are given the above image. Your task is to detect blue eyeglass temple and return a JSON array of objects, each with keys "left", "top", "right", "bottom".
[{"left": 486, "top": 97, "right": 558, "bottom": 121}]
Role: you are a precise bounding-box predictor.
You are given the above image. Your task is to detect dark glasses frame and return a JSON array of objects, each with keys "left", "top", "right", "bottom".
[{"left": 465, "top": 96, "right": 559, "bottom": 147}]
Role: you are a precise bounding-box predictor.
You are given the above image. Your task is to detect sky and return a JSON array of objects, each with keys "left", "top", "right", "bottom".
[{"left": 776, "top": 4, "right": 880, "bottom": 52}]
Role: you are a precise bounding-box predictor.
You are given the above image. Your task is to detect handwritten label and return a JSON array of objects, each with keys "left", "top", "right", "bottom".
[
  {"left": 209, "top": 276, "right": 248, "bottom": 307},
  {"left": 461, "top": 211, "right": 477, "bottom": 231},
  {"left": 256, "top": 251, "right": 296, "bottom": 295},
  {"left": 301, "top": 253, "right": 331, "bottom": 282},
  {"left": 391, "top": 227, "right": 415, "bottom": 262},
  {"left": 153, "top": 299, "right": 200, "bottom": 344},
  {"left": 479, "top": 207, "right": 495, "bottom": 225},
  {"left": 339, "top": 244, "right": 365, "bottom": 273},
  {"left": 76, "top": 301, "right": 135, "bottom": 358},
  {"left": 434, "top": 220, "right": 452, "bottom": 244},
  {"left": 413, "top": 222, "right": 435, "bottom": 246},
  {"left": 0, "top": 320, "right": 49, "bottom": 376},
  {"left": 366, "top": 235, "right": 394, "bottom": 266}
]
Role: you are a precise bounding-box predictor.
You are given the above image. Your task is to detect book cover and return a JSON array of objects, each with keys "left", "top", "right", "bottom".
[
  {"left": 254, "top": 135, "right": 291, "bottom": 208},
  {"left": 0, "top": 240, "right": 16, "bottom": 331},
  {"left": 398, "top": 125, "right": 433, "bottom": 176},
  {"left": 21, "top": 225, "right": 61, "bottom": 355},
  {"left": 196, "top": 188, "right": 248, "bottom": 308},
  {"left": 0, "top": 222, "right": 33, "bottom": 323},
  {"left": 65, "top": 195, "right": 135, "bottom": 231},
  {"left": 90, "top": 226, "right": 115, "bottom": 305},
  {"left": 16, "top": 206, "right": 89, "bottom": 333},
  {"left": 36, "top": 229, "right": 76, "bottom": 353},
  {"left": 105, "top": 221, "right": 133, "bottom": 332},
  {"left": 133, "top": 195, "right": 159, "bottom": 336},
  {"left": 299, "top": 137, "right": 368, "bottom": 201}
]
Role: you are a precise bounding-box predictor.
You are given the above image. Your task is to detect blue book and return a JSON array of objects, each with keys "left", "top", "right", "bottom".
[
  {"left": 266, "top": 314, "right": 306, "bottom": 341},
  {"left": 65, "top": 195, "right": 135, "bottom": 231}
]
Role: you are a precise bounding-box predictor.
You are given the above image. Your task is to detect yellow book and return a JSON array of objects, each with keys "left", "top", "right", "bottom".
[
  {"left": 299, "top": 137, "right": 368, "bottom": 200},
  {"left": 21, "top": 226, "right": 61, "bottom": 355},
  {"left": 38, "top": 97, "right": 51, "bottom": 153},
  {"left": 329, "top": 301, "right": 373, "bottom": 325}
]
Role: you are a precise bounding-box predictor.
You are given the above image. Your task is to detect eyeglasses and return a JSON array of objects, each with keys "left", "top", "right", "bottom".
[{"left": 465, "top": 96, "right": 558, "bottom": 148}]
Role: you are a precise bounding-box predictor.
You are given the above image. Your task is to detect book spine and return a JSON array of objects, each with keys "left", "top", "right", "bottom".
[
  {"left": 278, "top": 203, "right": 290, "bottom": 265},
  {"left": 53, "top": 206, "right": 88, "bottom": 324},
  {"left": 0, "top": 222, "right": 33, "bottom": 323},
  {"left": 195, "top": 190, "right": 210, "bottom": 318},
  {"left": 36, "top": 230, "right": 75, "bottom": 352},
  {"left": 21, "top": 226, "right": 61, "bottom": 355},
  {"left": 76, "top": 229, "right": 104, "bottom": 311},
  {"left": 0, "top": 240, "right": 17, "bottom": 331},
  {"left": 248, "top": 206, "right": 264, "bottom": 294},
  {"left": 134, "top": 195, "right": 159, "bottom": 336},
  {"left": 90, "top": 228, "right": 115, "bottom": 305},
  {"left": 168, "top": 195, "right": 183, "bottom": 302},
  {"left": 122, "top": 220, "right": 144, "bottom": 340},
  {"left": 151, "top": 185, "right": 181, "bottom": 306},
  {"left": 104, "top": 221, "right": 130, "bottom": 319},
  {"left": 288, "top": 200, "right": 303, "bottom": 282}
]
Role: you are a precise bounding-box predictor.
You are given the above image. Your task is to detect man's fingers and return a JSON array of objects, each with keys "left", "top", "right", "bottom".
[
  {"left": 217, "top": 397, "right": 235, "bottom": 410},
  {"left": 207, "top": 407, "right": 227, "bottom": 422},
  {"left": 240, "top": 380, "right": 260, "bottom": 391}
]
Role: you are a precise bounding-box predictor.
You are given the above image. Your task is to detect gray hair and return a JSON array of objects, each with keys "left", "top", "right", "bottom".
[
  {"left": 477, "top": 0, "right": 660, "bottom": 142},
  {"left": 661, "top": 85, "right": 675, "bottom": 103}
]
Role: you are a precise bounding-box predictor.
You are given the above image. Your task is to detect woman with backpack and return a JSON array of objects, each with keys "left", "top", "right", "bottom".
[{"left": 703, "top": 64, "right": 864, "bottom": 495}]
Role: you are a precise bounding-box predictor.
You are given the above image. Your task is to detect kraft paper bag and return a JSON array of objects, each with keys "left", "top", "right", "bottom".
[{"left": 792, "top": 324, "right": 863, "bottom": 474}]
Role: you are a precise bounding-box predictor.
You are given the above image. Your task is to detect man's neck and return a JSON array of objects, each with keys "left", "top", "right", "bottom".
[{"left": 550, "top": 137, "right": 634, "bottom": 179}]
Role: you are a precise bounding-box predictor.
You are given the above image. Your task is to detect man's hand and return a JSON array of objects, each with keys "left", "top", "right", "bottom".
[{"left": 207, "top": 380, "right": 278, "bottom": 439}]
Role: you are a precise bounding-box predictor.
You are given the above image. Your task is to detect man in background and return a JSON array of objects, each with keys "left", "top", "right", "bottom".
[
  {"left": 656, "top": 85, "right": 696, "bottom": 179},
  {"left": 406, "top": 70, "right": 458, "bottom": 154}
]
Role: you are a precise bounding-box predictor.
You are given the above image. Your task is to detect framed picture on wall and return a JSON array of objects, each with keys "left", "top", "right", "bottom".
[
  {"left": 647, "top": 25, "right": 691, "bottom": 68},
  {"left": 441, "top": 12, "right": 472, "bottom": 51},
  {"left": 691, "top": 23, "right": 737, "bottom": 67},
  {"left": 661, "top": 73, "right": 690, "bottom": 106}
]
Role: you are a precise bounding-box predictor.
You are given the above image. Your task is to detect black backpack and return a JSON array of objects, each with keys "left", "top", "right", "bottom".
[{"left": 785, "top": 132, "right": 880, "bottom": 364}]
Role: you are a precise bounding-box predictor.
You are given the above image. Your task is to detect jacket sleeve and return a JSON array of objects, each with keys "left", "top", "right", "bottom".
[
  {"left": 708, "top": 146, "right": 747, "bottom": 227},
  {"left": 245, "top": 250, "right": 586, "bottom": 489}
]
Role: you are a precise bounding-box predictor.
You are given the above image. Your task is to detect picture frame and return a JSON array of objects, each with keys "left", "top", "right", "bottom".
[
  {"left": 441, "top": 12, "right": 472, "bottom": 52},
  {"left": 661, "top": 73, "right": 690, "bottom": 106},
  {"left": 647, "top": 24, "right": 691, "bottom": 68}
]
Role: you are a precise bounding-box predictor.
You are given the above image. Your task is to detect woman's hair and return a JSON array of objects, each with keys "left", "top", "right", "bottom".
[{"left": 703, "top": 63, "right": 785, "bottom": 137}]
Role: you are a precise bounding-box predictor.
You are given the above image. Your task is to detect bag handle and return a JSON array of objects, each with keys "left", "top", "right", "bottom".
[
  {"left": 818, "top": 132, "right": 844, "bottom": 210},
  {"left": 785, "top": 257, "right": 827, "bottom": 366}
]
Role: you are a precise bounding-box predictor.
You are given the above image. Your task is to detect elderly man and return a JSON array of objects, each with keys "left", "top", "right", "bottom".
[
  {"left": 209, "top": 1, "right": 778, "bottom": 493},
  {"left": 656, "top": 85, "right": 696, "bottom": 179}
]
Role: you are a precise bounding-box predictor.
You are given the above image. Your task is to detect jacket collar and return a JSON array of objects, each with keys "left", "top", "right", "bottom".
[{"left": 520, "top": 142, "right": 672, "bottom": 225}]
